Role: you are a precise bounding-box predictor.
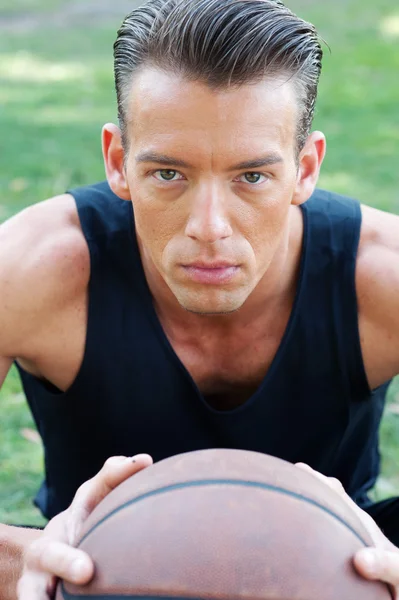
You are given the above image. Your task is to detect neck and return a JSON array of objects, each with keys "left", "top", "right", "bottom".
[{"left": 137, "top": 206, "right": 303, "bottom": 337}]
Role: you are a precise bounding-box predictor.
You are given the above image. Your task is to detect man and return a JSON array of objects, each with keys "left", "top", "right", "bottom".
[{"left": 1, "top": 0, "right": 399, "bottom": 598}]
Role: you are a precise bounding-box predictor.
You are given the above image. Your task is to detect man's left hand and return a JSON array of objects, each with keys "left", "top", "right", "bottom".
[{"left": 296, "top": 463, "right": 399, "bottom": 599}]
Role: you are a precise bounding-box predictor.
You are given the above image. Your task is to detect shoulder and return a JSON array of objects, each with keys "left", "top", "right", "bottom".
[
  {"left": 0, "top": 193, "right": 89, "bottom": 292},
  {"left": 356, "top": 204, "right": 399, "bottom": 386},
  {"left": 0, "top": 194, "right": 89, "bottom": 355},
  {"left": 357, "top": 204, "right": 399, "bottom": 297},
  {"left": 69, "top": 180, "right": 132, "bottom": 238}
]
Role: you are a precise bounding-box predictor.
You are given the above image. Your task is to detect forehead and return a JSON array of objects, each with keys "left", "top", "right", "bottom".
[{"left": 126, "top": 68, "right": 298, "bottom": 160}]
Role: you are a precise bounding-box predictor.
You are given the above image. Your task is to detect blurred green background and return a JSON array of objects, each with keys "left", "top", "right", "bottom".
[{"left": 0, "top": 0, "right": 398, "bottom": 527}]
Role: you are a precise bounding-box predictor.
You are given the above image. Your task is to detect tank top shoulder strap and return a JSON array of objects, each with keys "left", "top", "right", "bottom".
[
  {"left": 68, "top": 181, "right": 133, "bottom": 241},
  {"left": 302, "top": 188, "right": 361, "bottom": 258},
  {"left": 300, "top": 188, "right": 370, "bottom": 401}
]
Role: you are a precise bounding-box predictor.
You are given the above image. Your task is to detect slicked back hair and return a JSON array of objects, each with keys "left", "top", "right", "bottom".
[{"left": 114, "top": 0, "right": 323, "bottom": 155}]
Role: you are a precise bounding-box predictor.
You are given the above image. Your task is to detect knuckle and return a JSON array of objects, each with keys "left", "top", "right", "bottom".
[
  {"left": 329, "top": 477, "right": 344, "bottom": 491},
  {"left": 25, "top": 537, "right": 51, "bottom": 569},
  {"left": 96, "top": 456, "right": 128, "bottom": 487},
  {"left": 102, "top": 456, "right": 126, "bottom": 470},
  {"left": 76, "top": 458, "right": 121, "bottom": 496},
  {"left": 74, "top": 480, "right": 92, "bottom": 503},
  {"left": 56, "top": 547, "right": 76, "bottom": 574},
  {"left": 28, "top": 539, "right": 79, "bottom": 580}
]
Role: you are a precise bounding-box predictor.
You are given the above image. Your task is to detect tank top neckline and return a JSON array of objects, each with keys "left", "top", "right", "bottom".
[{"left": 128, "top": 203, "right": 310, "bottom": 416}]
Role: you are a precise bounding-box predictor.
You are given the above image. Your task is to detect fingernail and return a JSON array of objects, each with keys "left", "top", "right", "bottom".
[
  {"left": 360, "top": 549, "right": 378, "bottom": 575},
  {"left": 70, "top": 557, "right": 90, "bottom": 581}
]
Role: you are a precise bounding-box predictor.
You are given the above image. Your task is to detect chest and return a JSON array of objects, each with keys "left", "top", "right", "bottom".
[
  {"left": 164, "top": 321, "right": 288, "bottom": 410},
  {"left": 19, "top": 294, "right": 291, "bottom": 410}
]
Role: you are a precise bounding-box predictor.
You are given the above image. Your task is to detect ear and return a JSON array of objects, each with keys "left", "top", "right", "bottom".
[
  {"left": 291, "top": 131, "right": 326, "bottom": 206},
  {"left": 102, "top": 123, "right": 131, "bottom": 201}
]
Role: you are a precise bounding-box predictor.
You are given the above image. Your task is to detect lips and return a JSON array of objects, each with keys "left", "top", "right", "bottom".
[
  {"left": 181, "top": 263, "right": 240, "bottom": 285},
  {"left": 184, "top": 261, "right": 238, "bottom": 269}
]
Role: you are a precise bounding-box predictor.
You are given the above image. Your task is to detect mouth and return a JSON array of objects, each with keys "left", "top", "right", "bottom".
[
  {"left": 181, "top": 262, "right": 240, "bottom": 285},
  {"left": 184, "top": 261, "right": 238, "bottom": 269}
]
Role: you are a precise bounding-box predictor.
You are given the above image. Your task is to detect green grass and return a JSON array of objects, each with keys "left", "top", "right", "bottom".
[
  {"left": 0, "top": 0, "right": 399, "bottom": 524},
  {"left": 0, "top": 367, "right": 46, "bottom": 526},
  {"left": 0, "top": 0, "right": 63, "bottom": 14}
]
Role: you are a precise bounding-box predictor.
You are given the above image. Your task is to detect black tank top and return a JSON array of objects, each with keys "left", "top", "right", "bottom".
[{"left": 17, "top": 182, "right": 394, "bottom": 536}]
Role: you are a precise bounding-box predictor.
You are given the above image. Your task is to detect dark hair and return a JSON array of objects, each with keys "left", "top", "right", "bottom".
[{"left": 114, "top": 0, "right": 323, "bottom": 153}]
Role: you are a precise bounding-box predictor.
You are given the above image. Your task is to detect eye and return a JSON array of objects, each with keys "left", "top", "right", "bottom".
[
  {"left": 153, "top": 169, "right": 183, "bottom": 182},
  {"left": 235, "top": 172, "right": 268, "bottom": 185}
]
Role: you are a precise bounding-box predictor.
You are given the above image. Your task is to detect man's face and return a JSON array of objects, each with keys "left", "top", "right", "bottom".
[{"left": 123, "top": 69, "right": 303, "bottom": 315}]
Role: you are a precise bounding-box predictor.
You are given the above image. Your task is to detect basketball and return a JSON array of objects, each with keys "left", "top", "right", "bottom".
[{"left": 56, "top": 449, "right": 391, "bottom": 600}]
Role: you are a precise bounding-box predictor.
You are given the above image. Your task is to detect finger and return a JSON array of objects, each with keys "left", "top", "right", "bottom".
[
  {"left": 26, "top": 537, "right": 94, "bottom": 584},
  {"left": 92, "top": 454, "right": 153, "bottom": 499},
  {"left": 355, "top": 548, "right": 399, "bottom": 586},
  {"left": 69, "top": 454, "right": 153, "bottom": 536},
  {"left": 295, "top": 463, "right": 344, "bottom": 492},
  {"left": 295, "top": 463, "right": 325, "bottom": 480},
  {"left": 295, "top": 462, "right": 314, "bottom": 472},
  {"left": 295, "top": 464, "right": 386, "bottom": 544}
]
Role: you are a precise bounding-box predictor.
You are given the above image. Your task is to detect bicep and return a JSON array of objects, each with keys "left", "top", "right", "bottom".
[
  {"left": 0, "top": 194, "right": 88, "bottom": 361},
  {"left": 357, "top": 243, "right": 399, "bottom": 389}
]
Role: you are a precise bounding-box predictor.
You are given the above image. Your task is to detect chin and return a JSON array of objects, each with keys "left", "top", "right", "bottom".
[
  {"left": 184, "top": 306, "right": 241, "bottom": 316},
  {"left": 175, "top": 289, "right": 247, "bottom": 316}
]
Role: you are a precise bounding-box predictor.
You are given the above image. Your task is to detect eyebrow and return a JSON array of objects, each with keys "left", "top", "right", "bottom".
[
  {"left": 136, "top": 152, "right": 193, "bottom": 169},
  {"left": 135, "top": 152, "right": 284, "bottom": 171},
  {"left": 229, "top": 155, "right": 284, "bottom": 171}
]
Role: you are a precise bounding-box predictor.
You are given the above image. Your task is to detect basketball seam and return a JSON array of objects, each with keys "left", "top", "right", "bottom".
[
  {"left": 61, "top": 592, "right": 242, "bottom": 600},
  {"left": 78, "top": 479, "right": 369, "bottom": 547}
]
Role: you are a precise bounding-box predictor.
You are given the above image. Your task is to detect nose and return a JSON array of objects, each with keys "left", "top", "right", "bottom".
[{"left": 184, "top": 181, "right": 233, "bottom": 243}]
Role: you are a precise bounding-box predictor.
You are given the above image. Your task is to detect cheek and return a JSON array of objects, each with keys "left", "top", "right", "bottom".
[
  {"left": 239, "top": 191, "right": 292, "bottom": 253},
  {"left": 131, "top": 193, "right": 186, "bottom": 263}
]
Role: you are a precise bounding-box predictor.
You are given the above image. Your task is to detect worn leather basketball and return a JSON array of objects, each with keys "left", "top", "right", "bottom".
[{"left": 56, "top": 449, "right": 392, "bottom": 600}]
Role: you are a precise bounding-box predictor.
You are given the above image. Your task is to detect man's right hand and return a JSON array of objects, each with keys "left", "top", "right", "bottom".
[{"left": 18, "top": 454, "right": 153, "bottom": 600}]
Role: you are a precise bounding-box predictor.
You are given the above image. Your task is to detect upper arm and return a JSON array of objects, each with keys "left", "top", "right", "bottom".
[
  {"left": 0, "top": 194, "right": 89, "bottom": 362},
  {"left": 0, "top": 356, "right": 12, "bottom": 391},
  {"left": 357, "top": 205, "right": 399, "bottom": 388}
]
